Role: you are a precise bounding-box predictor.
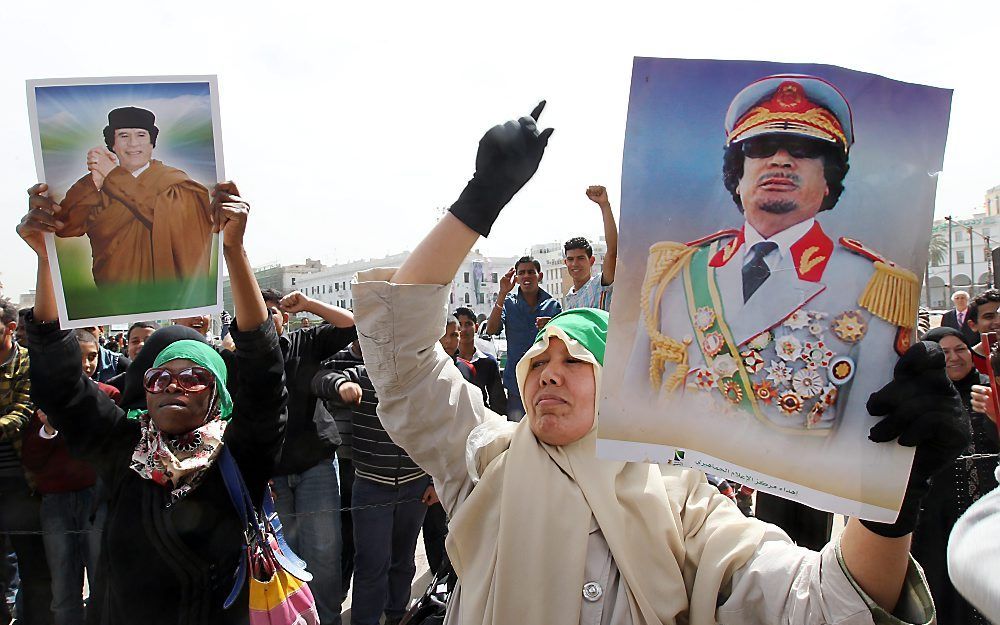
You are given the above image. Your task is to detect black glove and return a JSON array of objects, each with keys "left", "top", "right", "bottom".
[
  {"left": 448, "top": 101, "right": 554, "bottom": 237},
  {"left": 861, "top": 341, "right": 971, "bottom": 537}
]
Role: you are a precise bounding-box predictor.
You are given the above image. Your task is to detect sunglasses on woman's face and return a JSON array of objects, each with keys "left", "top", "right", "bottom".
[
  {"left": 740, "top": 136, "right": 828, "bottom": 160},
  {"left": 143, "top": 366, "right": 215, "bottom": 394}
]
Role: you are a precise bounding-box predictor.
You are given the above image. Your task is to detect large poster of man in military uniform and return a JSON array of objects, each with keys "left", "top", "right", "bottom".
[
  {"left": 598, "top": 59, "right": 952, "bottom": 521},
  {"left": 27, "top": 76, "right": 224, "bottom": 328}
]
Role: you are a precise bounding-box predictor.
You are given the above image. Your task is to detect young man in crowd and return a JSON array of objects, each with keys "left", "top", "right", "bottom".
[
  {"left": 454, "top": 306, "right": 506, "bottom": 414},
  {"left": 15, "top": 309, "right": 30, "bottom": 347},
  {"left": 312, "top": 340, "right": 364, "bottom": 606},
  {"left": 486, "top": 256, "right": 561, "bottom": 421},
  {"left": 0, "top": 297, "right": 51, "bottom": 624},
  {"left": 81, "top": 325, "right": 129, "bottom": 383},
  {"left": 124, "top": 321, "right": 157, "bottom": 361},
  {"left": 562, "top": 185, "right": 618, "bottom": 312},
  {"left": 965, "top": 289, "right": 1000, "bottom": 375},
  {"left": 420, "top": 319, "right": 475, "bottom": 578},
  {"left": 330, "top": 347, "right": 431, "bottom": 625},
  {"left": 21, "top": 329, "right": 117, "bottom": 625},
  {"left": 264, "top": 288, "right": 356, "bottom": 625}
]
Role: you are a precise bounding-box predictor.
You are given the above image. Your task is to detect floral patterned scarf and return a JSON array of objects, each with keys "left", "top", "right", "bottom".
[
  {"left": 130, "top": 411, "right": 228, "bottom": 501},
  {"left": 127, "top": 339, "right": 233, "bottom": 502}
]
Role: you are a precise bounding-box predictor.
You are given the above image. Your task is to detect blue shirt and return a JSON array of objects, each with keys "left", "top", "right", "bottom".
[
  {"left": 563, "top": 273, "right": 613, "bottom": 312},
  {"left": 500, "top": 286, "right": 562, "bottom": 386}
]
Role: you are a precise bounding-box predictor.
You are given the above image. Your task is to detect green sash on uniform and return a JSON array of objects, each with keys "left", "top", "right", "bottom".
[
  {"left": 682, "top": 243, "right": 757, "bottom": 412},
  {"left": 680, "top": 242, "right": 829, "bottom": 436}
]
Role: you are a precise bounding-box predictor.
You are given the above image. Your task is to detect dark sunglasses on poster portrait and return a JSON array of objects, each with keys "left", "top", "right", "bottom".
[
  {"left": 740, "top": 135, "right": 829, "bottom": 160},
  {"left": 143, "top": 366, "right": 215, "bottom": 394}
]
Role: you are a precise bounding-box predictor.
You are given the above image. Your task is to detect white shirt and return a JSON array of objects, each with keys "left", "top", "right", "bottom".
[
  {"left": 131, "top": 162, "right": 151, "bottom": 177},
  {"left": 742, "top": 218, "right": 816, "bottom": 271}
]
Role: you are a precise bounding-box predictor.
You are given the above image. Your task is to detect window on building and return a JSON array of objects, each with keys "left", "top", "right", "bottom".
[
  {"left": 464, "top": 272, "right": 470, "bottom": 283},
  {"left": 477, "top": 293, "right": 484, "bottom": 304},
  {"left": 957, "top": 250, "right": 966, "bottom": 264},
  {"left": 335, "top": 283, "right": 339, "bottom": 291},
  {"left": 291, "top": 277, "right": 296, "bottom": 285},
  {"left": 491, "top": 272, "right": 498, "bottom": 283},
  {"left": 450, "top": 292, "right": 455, "bottom": 304},
  {"left": 464, "top": 293, "right": 470, "bottom": 303},
  {"left": 955, "top": 230, "right": 964, "bottom": 242}
]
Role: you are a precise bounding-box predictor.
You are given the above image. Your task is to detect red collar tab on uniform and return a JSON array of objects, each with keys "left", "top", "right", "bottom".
[
  {"left": 789, "top": 221, "right": 834, "bottom": 282},
  {"left": 839, "top": 237, "right": 890, "bottom": 265},
  {"left": 702, "top": 229, "right": 743, "bottom": 267}
]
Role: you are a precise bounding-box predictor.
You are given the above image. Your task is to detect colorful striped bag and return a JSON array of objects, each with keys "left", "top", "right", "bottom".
[{"left": 219, "top": 447, "right": 319, "bottom": 625}]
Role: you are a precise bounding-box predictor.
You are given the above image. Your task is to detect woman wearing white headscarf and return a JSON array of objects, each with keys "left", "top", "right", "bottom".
[{"left": 350, "top": 105, "right": 964, "bottom": 624}]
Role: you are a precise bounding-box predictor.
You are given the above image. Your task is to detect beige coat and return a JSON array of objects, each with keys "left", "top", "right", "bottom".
[{"left": 352, "top": 269, "right": 934, "bottom": 625}]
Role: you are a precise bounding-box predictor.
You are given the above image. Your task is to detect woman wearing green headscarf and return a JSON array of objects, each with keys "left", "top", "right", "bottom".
[
  {"left": 348, "top": 107, "right": 952, "bottom": 624},
  {"left": 18, "top": 182, "right": 287, "bottom": 625}
]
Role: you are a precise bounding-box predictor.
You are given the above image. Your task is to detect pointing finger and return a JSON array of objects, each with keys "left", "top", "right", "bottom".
[
  {"left": 530, "top": 100, "right": 546, "bottom": 121},
  {"left": 539, "top": 127, "right": 554, "bottom": 146}
]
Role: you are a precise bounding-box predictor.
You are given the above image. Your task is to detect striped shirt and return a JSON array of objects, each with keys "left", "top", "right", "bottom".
[
  {"left": 341, "top": 365, "right": 426, "bottom": 486},
  {"left": 0, "top": 344, "right": 32, "bottom": 477},
  {"left": 317, "top": 346, "right": 364, "bottom": 459},
  {"left": 563, "top": 273, "right": 613, "bottom": 312}
]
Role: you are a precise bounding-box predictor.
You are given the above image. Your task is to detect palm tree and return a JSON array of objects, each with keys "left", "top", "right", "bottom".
[{"left": 925, "top": 231, "right": 948, "bottom": 306}]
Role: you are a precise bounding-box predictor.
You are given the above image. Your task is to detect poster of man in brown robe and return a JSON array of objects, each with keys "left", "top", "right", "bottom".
[{"left": 54, "top": 106, "right": 213, "bottom": 286}]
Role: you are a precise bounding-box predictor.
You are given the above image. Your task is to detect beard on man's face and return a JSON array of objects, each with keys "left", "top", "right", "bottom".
[{"left": 758, "top": 199, "right": 798, "bottom": 214}]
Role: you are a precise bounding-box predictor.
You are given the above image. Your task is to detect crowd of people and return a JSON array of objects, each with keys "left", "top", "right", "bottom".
[
  {"left": 1, "top": 93, "right": 998, "bottom": 625},
  {"left": 0, "top": 171, "right": 622, "bottom": 625}
]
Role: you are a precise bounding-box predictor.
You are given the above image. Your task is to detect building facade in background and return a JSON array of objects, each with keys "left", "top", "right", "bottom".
[{"left": 925, "top": 211, "right": 1000, "bottom": 309}]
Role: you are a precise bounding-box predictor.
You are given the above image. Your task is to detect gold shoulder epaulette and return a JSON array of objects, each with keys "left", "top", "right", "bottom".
[
  {"left": 840, "top": 237, "right": 919, "bottom": 329},
  {"left": 641, "top": 241, "right": 699, "bottom": 392}
]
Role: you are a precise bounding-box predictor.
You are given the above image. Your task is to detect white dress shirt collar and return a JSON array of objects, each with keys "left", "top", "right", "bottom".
[{"left": 743, "top": 218, "right": 816, "bottom": 265}]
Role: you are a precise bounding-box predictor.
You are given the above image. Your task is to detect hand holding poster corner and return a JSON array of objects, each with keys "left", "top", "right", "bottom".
[
  {"left": 26, "top": 75, "right": 225, "bottom": 329},
  {"left": 597, "top": 58, "right": 953, "bottom": 523}
]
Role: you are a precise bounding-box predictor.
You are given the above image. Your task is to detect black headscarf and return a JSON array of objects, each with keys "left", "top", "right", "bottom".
[
  {"left": 119, "top": 326, "right": 208, "bottom": 410},
  {"left": 922, "top": 326, "right": 984, "bottom": 397},
  {"left": 922, "top": 326, "right": 971, "bottom": 348}
]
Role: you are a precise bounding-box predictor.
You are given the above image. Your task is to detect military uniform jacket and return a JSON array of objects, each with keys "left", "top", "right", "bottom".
[{"left": 623, "top": 219, "right": 920, "bottom": 512}]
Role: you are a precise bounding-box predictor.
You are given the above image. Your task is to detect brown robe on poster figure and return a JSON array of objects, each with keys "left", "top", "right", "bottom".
[{"left": 55, "top": 160, "right": 213, "bottom": 286}]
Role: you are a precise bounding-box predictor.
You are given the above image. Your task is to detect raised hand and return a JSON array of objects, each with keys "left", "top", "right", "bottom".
[
  {"left": 17, "top": 184, "right": 63, "bottom": 257},
  {"left": 499, "top": 267, "right": 516, "bottom": 295},
  {"left": 212, "top": 182, "right": 249, "bottom": 249},
  {"left": 585, "top": 185, "right": 609, "bottom": 207},
  {"left": 449, "top": 101, "right": 555, "bottom": 237},
  {"left": 278, "top": 292, "right": 311, "bottom": 314}
]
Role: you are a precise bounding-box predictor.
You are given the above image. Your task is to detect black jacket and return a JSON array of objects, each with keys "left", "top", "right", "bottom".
[
  {"left": 28, "top": 317, "right": 287, "bottom": 625},
  {"left": 911, "top": 368, "right": 998, "bottom": 625},
  {"left": 940, "top": 308, "right": 980, "bottom": 346},
  {"left": 274, "top": 324, "right": 357, "bottom": 475}
]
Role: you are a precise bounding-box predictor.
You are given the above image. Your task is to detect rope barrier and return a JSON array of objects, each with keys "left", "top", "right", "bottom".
[{"left": 0, "top": 497, "right": 425, "bottom": 536}]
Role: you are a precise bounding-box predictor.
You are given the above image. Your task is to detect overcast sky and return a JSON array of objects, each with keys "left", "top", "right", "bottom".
[{"left": 2, "top": 1, "right": 996, "bottom": 298}]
